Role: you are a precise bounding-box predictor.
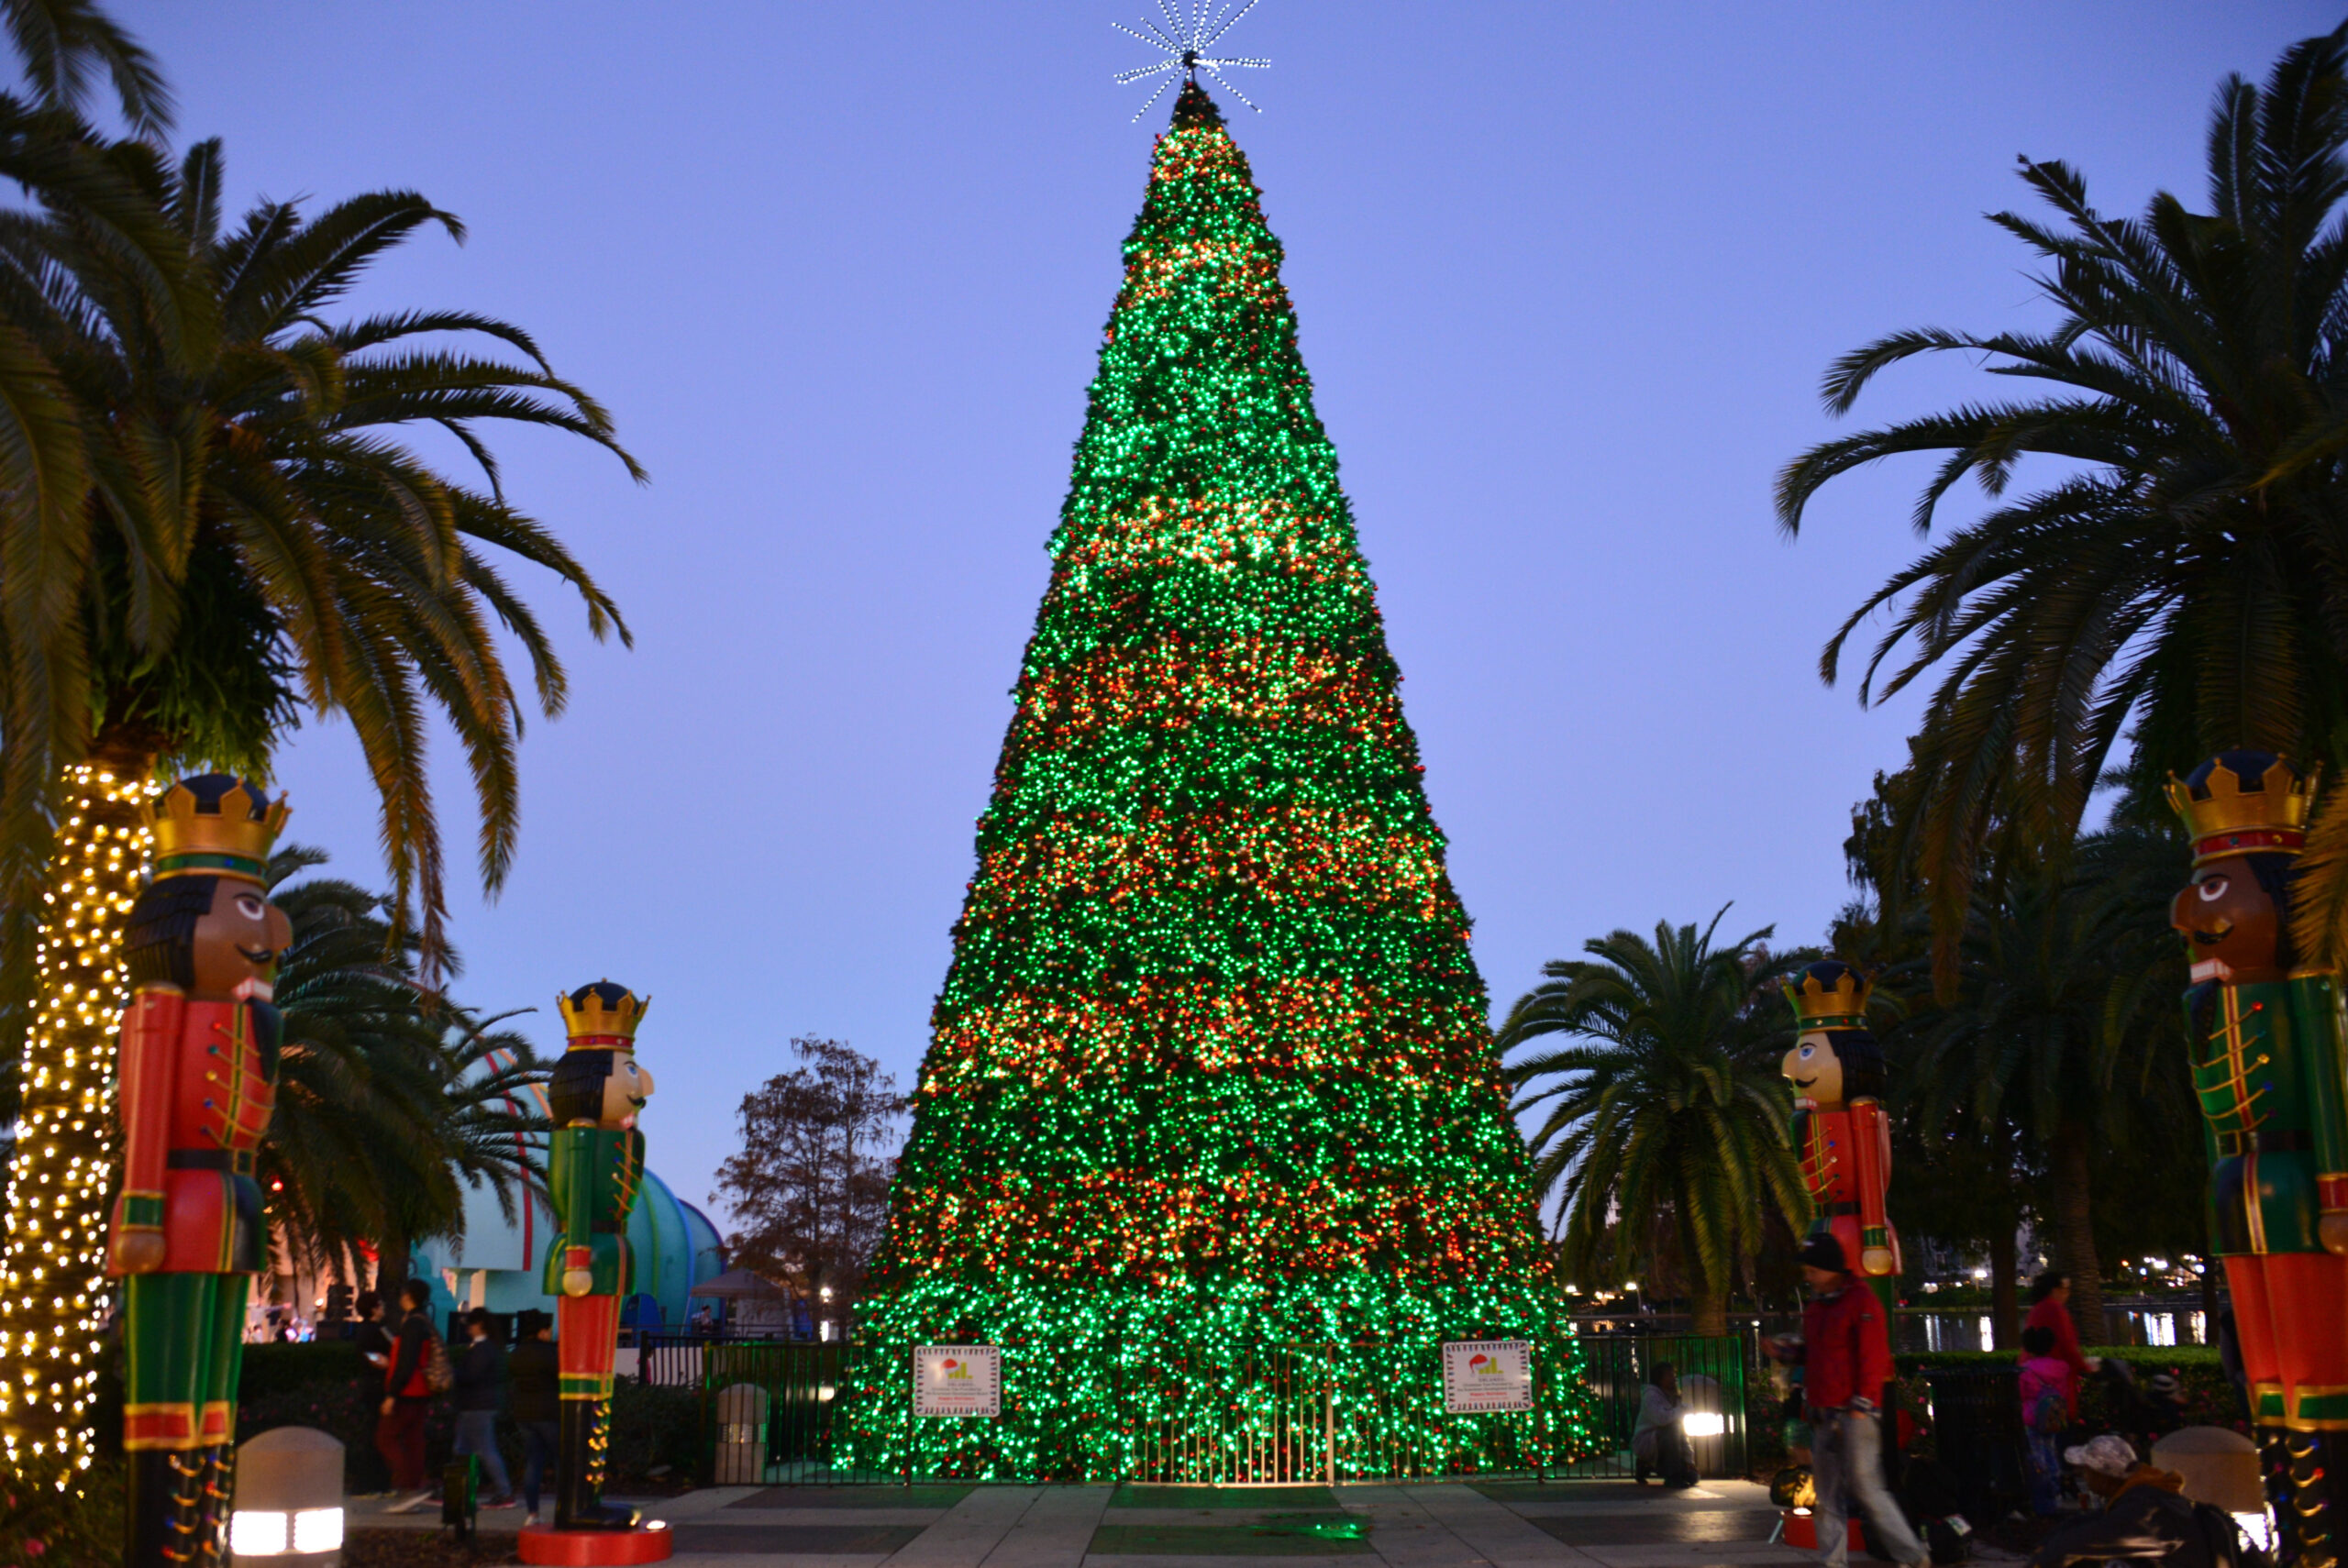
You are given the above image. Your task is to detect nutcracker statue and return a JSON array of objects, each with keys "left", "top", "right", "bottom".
[
  {"left": 521, "top": 979, "right": 669, "bottom": 1564},
  {"left": 1781, "top": 960, "right": 1900, "bottom": 1317},
  {"left": 107, "top": 775, "right": 290, "bottom": 1568},
  {"left": 2168, "top": 751, "right": 2348, "bottom": 1568}
]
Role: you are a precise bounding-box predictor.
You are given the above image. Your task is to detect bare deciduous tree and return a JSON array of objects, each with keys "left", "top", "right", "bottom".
[{"left": 713, "top": 1038, "right": 905, "bottom": 1317}]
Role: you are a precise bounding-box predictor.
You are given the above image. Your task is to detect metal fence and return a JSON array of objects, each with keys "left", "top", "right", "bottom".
[
  {"left": 661, "top": 1332, "right": 1749, "bottom": 1487},
  {"left": 1567, "top": 1332, "right": 1751, "bottom": 1482}
]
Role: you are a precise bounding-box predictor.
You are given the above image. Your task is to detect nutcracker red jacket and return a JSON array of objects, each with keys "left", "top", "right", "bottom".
[{"left": 1802, "top": 1279, "right": 1896, "bottom": 1413}]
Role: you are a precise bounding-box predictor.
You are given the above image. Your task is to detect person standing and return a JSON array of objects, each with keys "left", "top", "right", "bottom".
[
  {"left": 453, "top": 1308, "right": 516, "bottom": 1508},
  {"left": 378, "top": 1280, "right": 440, "bottom": 1514},
  {"left": 1796, "top": 1233, "right": 1928, "bottom": 1568},
  {"left": 2019, "top": 1325, "right": 2077, "bottom": 1516},
  {"left": 347, "top": 1292, "right": 393, "bottom": 1495},
  {"left": 510, "top": 1309, "right": 561, "bottom": 1529},
  {"left": 2024, "top": 1273, "right": 2097, "bottom": 1419}
]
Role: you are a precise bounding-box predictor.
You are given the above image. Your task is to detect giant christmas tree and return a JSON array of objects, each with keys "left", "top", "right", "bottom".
[{"left": 854, "top": 83, "right": 1585, "bottom": 1481}]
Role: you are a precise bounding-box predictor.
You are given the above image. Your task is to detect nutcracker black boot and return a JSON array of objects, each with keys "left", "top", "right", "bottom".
[
  {"left": 125, "top": 1449, "right": 208, "bottom": 1567},
  {"left": 2292, "top": 1429, "right": 2339, "bottom": 1568}
]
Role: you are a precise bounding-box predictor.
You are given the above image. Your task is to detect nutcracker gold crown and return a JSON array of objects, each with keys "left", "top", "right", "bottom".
[
  {"left": 149, "top": 773, "right": 288, "bottom": 883},
  {"left": 1785, "top": 966, "right": 1872, "bottom": 1028},
  {"left": 558, "top": 979, "right": 648, "bottom": 1048},
  {"left": 2165, "top": 754, "right": 2319, "bottom": 863}
]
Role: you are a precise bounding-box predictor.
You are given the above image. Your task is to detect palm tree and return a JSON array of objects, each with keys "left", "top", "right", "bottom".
[
  {"left": 0, "top": 106, "right": 637, "bottom": 1456},
  {"left": 0, "top": 0, "right": 170, "bottom": 138},
  {"left": 0, "top": 4, "right": 214, "bottom": 1474},
  {"left": 1888, "top": 823, "right": 2187, "bottom": 1346},
  {"left": 264, "top": 847, "right": 548, "bottom": 1293},
  {"left": 1774, "top": 22, "right": 2348, "bottom": 984},
  {"left": 1500, "top": 912, "right": 1810, "bottom": 1337}
]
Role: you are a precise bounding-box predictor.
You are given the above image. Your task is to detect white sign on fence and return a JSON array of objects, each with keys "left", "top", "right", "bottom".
[
  {"left": 914, "top": 1344, "right": 1002, "bottom": 1418},
  {"left": 1441, "top": 1340, "right": 1533, "bottom": 1414}
]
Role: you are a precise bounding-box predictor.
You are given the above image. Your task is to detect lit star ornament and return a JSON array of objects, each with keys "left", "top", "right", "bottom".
[{"left": 1113, "top": 0, "right": 1270, "bottom": 121}]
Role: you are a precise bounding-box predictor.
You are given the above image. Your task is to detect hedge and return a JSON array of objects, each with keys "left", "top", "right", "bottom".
[
  {"left": 238, "top": 1375, "right": 700, "bottom": 1493},
  {"left": 240, "top": 1339, "right": 365, "bottom": 1399},
  {"left": 1744, "top": 1344, "right": 2244, "bottom": 1474},
  {"left": 1888, "top": 1345, "right": 2244, "bottom": 1451}
]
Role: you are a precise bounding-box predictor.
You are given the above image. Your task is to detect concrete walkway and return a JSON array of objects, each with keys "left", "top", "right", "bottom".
[{"left": 348, "top": 1478, "right": 1891, "bottom": 1568}]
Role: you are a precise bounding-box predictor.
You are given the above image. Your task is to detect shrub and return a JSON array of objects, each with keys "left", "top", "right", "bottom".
[
  {"left": 0, "top": 1455, "right": 126, "bottom": 1566},
  {"left": 606, "top": 1385, "right": 701, "bottom": 1488},
  {"left": 241, "top": 1341, "right": 365, "bottom": 1399},
  {"left": 1891, "top": 1347, "right": 2245, "bottom": 1452},
  {"left": 237, "top": 1376, "right": 697, "bottom": 1496}
]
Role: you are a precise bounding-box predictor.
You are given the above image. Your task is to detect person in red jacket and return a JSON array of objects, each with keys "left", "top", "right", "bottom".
[
  {"left": 1799, "top": 1233, "right": 1928, "bottom": 1568},
  {"left": 2024, "top": 1273, "right": 2099, "bottom": 1420}
]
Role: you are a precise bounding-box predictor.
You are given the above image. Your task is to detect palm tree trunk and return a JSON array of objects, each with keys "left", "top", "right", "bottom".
[
  {"left": 2049, "top": 1122, "right": 2106, "bottom": 1345},
  {"left": 1990, "top": 1223, "right": 2020, "bottom": 1350},
  {"left": 0, "top": 750, "right": 155, "bottom": 1463},
  {"left": 1677, "top": 1210, "right": 1729, "bottom": 1338},
  {"left": 375, "top": 1219, "right": 413, "bottom": 1309}
]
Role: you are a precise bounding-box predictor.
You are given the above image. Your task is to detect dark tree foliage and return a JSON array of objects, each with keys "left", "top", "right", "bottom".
[
  {"left": 1500, "top": 914, "right": 1811, "bottom": 1337},
  {"left": 1779, "top": 21, "right": 2348, "bottom": 986},
  {"left": 1846, "top": 756, "right": 2196, "bottom": 1346},
  {"left": 714, "top": 1038, "right": 905, "bottom": 1311}
]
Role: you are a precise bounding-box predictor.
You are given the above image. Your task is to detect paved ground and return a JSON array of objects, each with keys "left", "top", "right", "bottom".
[{"left": 349, "top": 1478, "right": 1945, "bottom": 1568}]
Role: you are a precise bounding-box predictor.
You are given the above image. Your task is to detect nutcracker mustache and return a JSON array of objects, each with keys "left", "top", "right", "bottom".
[{"left": 2187, "top": 922, "right": 2234, "bottom": 945}]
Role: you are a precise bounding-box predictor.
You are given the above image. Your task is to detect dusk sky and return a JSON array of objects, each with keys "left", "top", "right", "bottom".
[{"left": 134, "top": 4, "right": 2339, "bottom": 1236}]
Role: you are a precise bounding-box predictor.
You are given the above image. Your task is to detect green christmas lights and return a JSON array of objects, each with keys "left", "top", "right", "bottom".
[{"left": 852, "top": 83, "right": 1589, "bottom": 1481}]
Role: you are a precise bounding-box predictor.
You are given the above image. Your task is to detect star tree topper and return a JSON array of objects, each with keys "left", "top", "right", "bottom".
[{"left": 1114, "top": 0, "right": 1270, "bottom": 121}]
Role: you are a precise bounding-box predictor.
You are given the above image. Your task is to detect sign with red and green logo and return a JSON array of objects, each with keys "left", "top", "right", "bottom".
[
  {"left": 1442, "top": 1340, "right": 1533, "bottom": 1414},
  {"left": 914, "top": 1344, "right": 1001, "bottom": 1418}
]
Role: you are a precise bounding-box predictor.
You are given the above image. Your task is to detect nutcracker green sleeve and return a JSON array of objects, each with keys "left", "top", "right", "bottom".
[
  {"left": 542, "top": 1125, "right": 639, "bottom": 1297},
  {"left": 2292, "top": 973, "right": 2348, "bottom": 1236}
]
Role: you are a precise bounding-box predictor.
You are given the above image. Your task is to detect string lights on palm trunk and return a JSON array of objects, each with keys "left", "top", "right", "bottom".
[{"left": 0, "top": 765, "right": 155, "bottom": 1479}]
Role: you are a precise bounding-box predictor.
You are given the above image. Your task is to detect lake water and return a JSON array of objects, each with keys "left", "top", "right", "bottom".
[{"left": 1899, "top": 1307, "right": 2208, "bottom": 1351}]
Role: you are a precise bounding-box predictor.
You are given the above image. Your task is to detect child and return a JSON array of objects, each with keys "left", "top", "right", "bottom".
[{"left": 2019, "top": 1325, "right": 2075, "bottom": 1515}]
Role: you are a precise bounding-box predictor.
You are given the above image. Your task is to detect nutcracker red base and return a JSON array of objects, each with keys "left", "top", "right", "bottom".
[
  {"left": 2224, "top": 1252, "right": 2348, "bottom": 1568},
  {"left": 2226, "top": 1252, "right": 2348, "bottom": 1428},
  {"left": 517, "top": 1523, "right": 672, "bottom": 1565}
]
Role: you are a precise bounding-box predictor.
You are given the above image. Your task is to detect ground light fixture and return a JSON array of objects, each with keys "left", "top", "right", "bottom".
[
  {"left": 231, "top": 1425, "right": 344, "bottom": 1566},
  {"left": 1682, "top": 1412, "right": 1726, "bottom": 1438}
]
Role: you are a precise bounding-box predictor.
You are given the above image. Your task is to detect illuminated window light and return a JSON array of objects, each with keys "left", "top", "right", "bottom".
[
  {"left": 292, "top": 1507, "right": 344, "bottom": 1553},
  {"left": 229, "top": 1510, "right": 288, "bottom": 1556}
]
